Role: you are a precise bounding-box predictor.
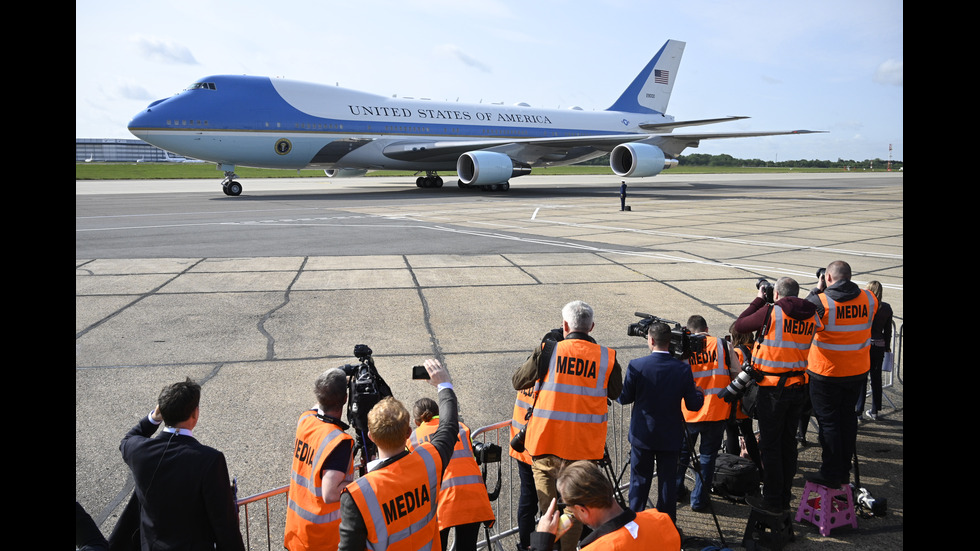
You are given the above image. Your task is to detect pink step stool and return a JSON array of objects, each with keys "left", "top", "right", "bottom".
[{"left": 795, "top": 480, "right": 858, "bottom": 536}]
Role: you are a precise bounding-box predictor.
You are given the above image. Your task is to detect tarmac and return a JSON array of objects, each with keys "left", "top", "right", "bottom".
[{"left": 76, "top": 172, "right": 903, "bottom": 549}]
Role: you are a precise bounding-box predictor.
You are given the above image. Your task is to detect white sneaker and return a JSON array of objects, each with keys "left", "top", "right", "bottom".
[{"left": 864, "top": 409, "right": 878, "bottom": 421}]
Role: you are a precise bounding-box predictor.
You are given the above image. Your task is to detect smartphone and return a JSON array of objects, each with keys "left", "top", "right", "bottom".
[{"left": 412, "top": 365, "right": 430, "bottom": 380}]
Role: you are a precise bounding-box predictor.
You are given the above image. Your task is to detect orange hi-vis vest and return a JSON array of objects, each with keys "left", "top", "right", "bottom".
[
  {"left": 284, "top": 410, "right": 354, "bottom": 551},
  {"left": 509, "top": 384, "right": 538, "bottom": 464},
  {"left": 808, "top": 290, "right": 878, "bottom": 378},
  {"left": 344, "top": 443, "right": 444, "bottom": 551},
  {"left": 581, "top": 509, "right": 681, "bottom": 551},
  {"left": 683, "top": 336, "right": 730, "bottom": 423},
  {"left": 730, "top": 347, "right": 750, "bottom": 420},
  {"left": 525, "top": 339, "right": 616, "bottom": 461},
  {"left": 753, "top": 305, "right": 823, "bottom": 387},
  {"left": 408, "top": 420, "right": 495, "bottom": 530}
]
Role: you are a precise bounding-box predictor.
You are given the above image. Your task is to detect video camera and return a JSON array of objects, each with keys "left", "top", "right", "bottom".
[
  {"left": 627, "top": 313, "right": 706, "bottom": 360},
  {"left": 338, "top": 344, "right": 393, "bottom": 474}
]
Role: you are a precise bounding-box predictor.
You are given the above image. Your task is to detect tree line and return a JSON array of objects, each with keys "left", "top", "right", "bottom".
[{"left": 582, "top": 153, "right": 902, "bottom": 170}]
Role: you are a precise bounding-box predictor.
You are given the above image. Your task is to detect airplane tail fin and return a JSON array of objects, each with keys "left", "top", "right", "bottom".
[{"left": 607, "top": 39, "right": 685, "bottom": 114}]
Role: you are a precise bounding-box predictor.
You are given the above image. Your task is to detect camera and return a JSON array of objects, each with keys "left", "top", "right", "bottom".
[
  {"left": 627, "top": 312, "right": 706, "bottom": 360},
  {"left": 854, "top": 486, "right": 887, "bottom": 517},
  {"left": 338, "top": 344, "right": 393, "bottom": 473},
  {"left": 473, "top": 441, "right": 502, "bottom": 466},
  {"left": 756, "top": 278, "right": 774, "bottom": 304},
  {"left": 411, "top": 365, "right": 430, "bottom": 380},
  {"left": 510, "top": 425, "right": 528, "bottom": 453},
  {"left": 719, "top": 356, "right": 763, "bottom": 403}
]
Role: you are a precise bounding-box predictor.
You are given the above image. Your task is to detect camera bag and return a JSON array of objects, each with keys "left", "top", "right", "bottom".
[{"left": 712, "top": 453, "right": 761, "bottom": 502}]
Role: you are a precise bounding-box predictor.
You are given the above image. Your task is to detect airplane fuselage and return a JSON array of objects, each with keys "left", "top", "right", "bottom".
[{"left": 128, "top": 75, "right": 668, "bottom": 172}]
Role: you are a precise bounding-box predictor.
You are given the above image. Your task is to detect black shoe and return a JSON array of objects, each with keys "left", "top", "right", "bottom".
[
  {"left": 676, "top": 486, "right": 690, "bottom": 503},
  {"left": 804, "top": 472, "right": 841, "bottom": 488},
  {"left": 691, "top": 502, "right": 711, "bottom": 513},
  {"left": 746, "top": 495, "right": 783, "bottom": 516}
]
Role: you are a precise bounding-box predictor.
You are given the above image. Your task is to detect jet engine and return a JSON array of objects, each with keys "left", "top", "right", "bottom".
[
  {"left": 610, "top": 143, "right": 677, "bottom": 177},
  {"left": 324, "top": 168, "right": 368, "bottom": 178},
  {"left": 457, "top": 151, "right": 530, "bottom": 186}
]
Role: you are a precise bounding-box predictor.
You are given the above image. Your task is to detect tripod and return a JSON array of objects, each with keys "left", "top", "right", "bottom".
[
  {"left": 680, "top": 421, "right": 729, "bottom": 549},
  {"left": 596, "top": 446, "right": 630, "bottom": 511}
]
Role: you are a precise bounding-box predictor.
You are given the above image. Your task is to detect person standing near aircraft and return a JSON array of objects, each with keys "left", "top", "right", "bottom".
[{"left": 620, "top": 181, "right": 628, "bottom": 211}]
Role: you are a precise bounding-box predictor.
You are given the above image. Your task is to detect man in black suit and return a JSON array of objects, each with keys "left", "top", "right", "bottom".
[
  {"left": 618, "top": 322, "right": 704, "bottom": 522},
  {"left": 119, "top": 378, "right": 245, "bottom": 551}
]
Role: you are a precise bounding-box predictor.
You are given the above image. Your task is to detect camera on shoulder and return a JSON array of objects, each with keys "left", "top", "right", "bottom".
[{"left": 627, "top": 312, "right": 705, "bottom": 360}]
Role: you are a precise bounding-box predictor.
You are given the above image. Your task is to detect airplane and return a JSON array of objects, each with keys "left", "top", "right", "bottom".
[{"left": 127, "top": 39, "right": 821, "bottom": 196}]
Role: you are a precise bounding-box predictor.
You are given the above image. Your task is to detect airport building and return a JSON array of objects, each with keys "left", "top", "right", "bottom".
[{"left": 76, "top": 138, "right": 173, "bottom": 163}]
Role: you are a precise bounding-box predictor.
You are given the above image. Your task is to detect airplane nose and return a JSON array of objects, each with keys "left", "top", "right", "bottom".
[{"left": 128, "top": 99, "right": 167, "bottom": 138}]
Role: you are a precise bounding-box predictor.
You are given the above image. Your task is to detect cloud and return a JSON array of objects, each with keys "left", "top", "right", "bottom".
[
  {"left": 436, "top": 44, "right": 491, "bottom": 73},
  {"left": 133, "top": 37, "right": 199, "bottom": 65},
  {"left": 873, "top": 59, "right": 902, "bottom": 86}
]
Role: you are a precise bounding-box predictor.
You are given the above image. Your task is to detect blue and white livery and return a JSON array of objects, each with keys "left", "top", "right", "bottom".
[{"left": 128, "top": 39, "right": 820, "bottom": 196}]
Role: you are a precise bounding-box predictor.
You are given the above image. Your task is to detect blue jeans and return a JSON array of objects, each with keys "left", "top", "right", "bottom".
[{"left": 676, "top": 420, "right": 726, "bottom": 509}]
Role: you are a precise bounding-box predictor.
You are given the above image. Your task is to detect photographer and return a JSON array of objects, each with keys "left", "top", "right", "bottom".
[
  {"left": 804, "top": 261, "right": 878, "bottom": 489},
  {"left": 676, "top": 315, "right": 730, "bottom": 513},
  {"left": 408, "top": 397, "right": 495, "bottom": 551},
  {"left": 512, "top": 300, "right": 622, "bottom": 551},
  {"left": 734, "top": 277, "right": 822, "bottom": 514},
  {"left": 284, "top": 368, "right": 355, "bottom": 551},
  {"left": 338, "top": 359, "right": 459, "bottom": 551}
]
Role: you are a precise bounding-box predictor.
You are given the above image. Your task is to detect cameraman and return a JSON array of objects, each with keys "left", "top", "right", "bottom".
[
  {"left": 338, "top": 359, "right": 459, "bottom": 551},
  {"left": 285, "top": 368, "right": 355, "bottom": 551},
  {"left": 512, "top": 300, "right": 622, "bottom": 551},
  {"left": 618, "top": 321, "right": 703, "bottom": 522},
  {"left": 734, "top": 277, "right": 822, "bottom": 514}
]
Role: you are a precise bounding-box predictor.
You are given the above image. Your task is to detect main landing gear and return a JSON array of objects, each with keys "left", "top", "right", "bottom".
[
  {"left": 415, "top": 171, "right": 444, "bottom": 188},
  {"left": 457, "top": 179, "right": 510, "bottom": 192},
  {"left": 416, "top": 171, "right": 510, "bottom": 191},
  {"left": 221, "top": 170, "right": 243, "bottom": 196}
]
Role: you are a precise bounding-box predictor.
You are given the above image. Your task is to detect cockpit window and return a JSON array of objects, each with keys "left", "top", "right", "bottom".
[{"left": 186, "top": 82, "right": 216, "bottom": 91}]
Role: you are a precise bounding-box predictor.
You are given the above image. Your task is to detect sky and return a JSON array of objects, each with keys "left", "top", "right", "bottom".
[{"left": 76, "top": 0, "right": 903, "bottom": 162}]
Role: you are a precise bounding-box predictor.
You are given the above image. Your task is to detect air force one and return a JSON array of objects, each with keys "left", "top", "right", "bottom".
[{"left": 128, "top": 39, "right": 821, "bottom": 196}]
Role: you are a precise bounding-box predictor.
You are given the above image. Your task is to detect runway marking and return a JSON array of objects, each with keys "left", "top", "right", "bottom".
[
  {"left": 531, "top": 218, "right": 903, "bottom": 260},
  {"left": 414, "top": 224, "right": 903, "bottom": 291}
]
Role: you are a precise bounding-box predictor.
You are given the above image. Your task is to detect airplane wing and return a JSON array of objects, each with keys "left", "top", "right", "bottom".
[
  {"left": 381, "top": 129, "right": 824, "bottom": 164},
  {"left": 646, "top": 129, "right": 826, "bottom": 157},
  {"left": 381, "top": 134, "right": 652, "bottom": 164},
  {"left": 638, "top": 116, "right": 749, "bottom": 132}
]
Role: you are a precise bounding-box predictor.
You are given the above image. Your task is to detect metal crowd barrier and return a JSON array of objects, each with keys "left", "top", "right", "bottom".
[
  {"left": 237, "top": 484, "right": 288, "bottom": 551},
  {"left": 236, "top": 401, "right": 635, "bottom": 551}
]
